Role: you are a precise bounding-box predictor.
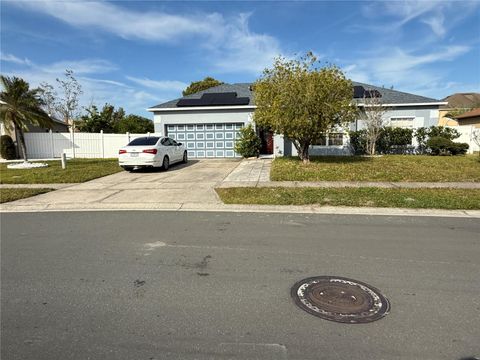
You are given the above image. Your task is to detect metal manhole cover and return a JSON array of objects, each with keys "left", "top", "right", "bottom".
[{"left": 291, "top": 276, "right": 390, "bottom": 324}]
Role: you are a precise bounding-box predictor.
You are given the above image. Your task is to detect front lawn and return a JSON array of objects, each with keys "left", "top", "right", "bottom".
[
  {"left": 0, "top": 188, "right": 53, "bottom": 203},
  {"left": 271, "top": 155, "right": 480, "bottom": 182},
  {"left": 216, "top": 187, "right": 480, "bottom": 210},
  {"left": 0, "top": 159, "right": 122, "bottom": 184}
]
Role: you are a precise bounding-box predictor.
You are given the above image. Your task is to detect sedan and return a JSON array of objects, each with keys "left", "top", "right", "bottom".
[{"left": 118, "top": 136, "right": 187, "bottom": 171}]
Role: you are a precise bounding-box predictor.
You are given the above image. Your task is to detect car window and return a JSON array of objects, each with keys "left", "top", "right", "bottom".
[
  {"left": 160, "top": 138, "right": 173, "bottom": 146},
  {"left": 171, "top": 139, "right": 179, "bottom": 146},
  {"left": 128, "top": 137, "right": 159, "bottom": 146}
]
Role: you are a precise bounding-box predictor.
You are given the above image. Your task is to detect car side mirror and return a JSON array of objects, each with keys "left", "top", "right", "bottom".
[{"left": 177, "top": 143, "right": 182, "bottom": 146}]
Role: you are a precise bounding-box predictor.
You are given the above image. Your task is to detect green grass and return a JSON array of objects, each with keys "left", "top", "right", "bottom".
[
  {"left": 0, "top": 188, "right": 53, "bottom": 203},
  {"left": 271, "top": 155, "right": 480, "bottom": 182},
  {"left": 216, "top": 187, "right": 480, "bottom": 210},
  {"left": 0, "top": 159, "right": 122, "bottom": 184}
]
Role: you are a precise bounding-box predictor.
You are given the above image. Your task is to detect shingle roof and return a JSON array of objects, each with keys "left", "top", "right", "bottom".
[
  {"left": 454, "top": 108, "right": 480, "bottom": 119},
  {"left": 149, "top": 82, "right": 441, "bottom": 110}
]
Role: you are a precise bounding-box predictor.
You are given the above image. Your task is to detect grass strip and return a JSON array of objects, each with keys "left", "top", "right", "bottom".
[
  {"left": 0, "top": 159, "right": 122, "bottom": 184},
  {"left": 271, "top": 155, "right": 480, "bottom": 182},
  {"left": 216, "top": 187, "right": 480, "bottom": 210},
  {"left": 0, "top": 188, "right": 53, "bottom": 203}
]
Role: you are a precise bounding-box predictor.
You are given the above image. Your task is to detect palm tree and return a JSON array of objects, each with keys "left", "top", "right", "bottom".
[{"left": 0, "top": 76, "right": 53, "bottom": 161}]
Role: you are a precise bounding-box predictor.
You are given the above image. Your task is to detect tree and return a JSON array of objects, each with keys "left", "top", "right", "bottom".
[
  {"left": 234, "top": 124, "right": 261, "bottom": 158},
  {"left": 0, "top": 76, "right": 53, "bottom": 161},
  {"left": 115, "top": 114, "right": 154, "bottom": 133},
  {"left": 253, "top": 53, "right": 356, "bottom": 163},
  {"left": 55, "top": 70, "right": 83, "bottom": 127},
  {"left": 182, "top": 77, "right": 224, "bottom": 96},
  {"left": 77, "top": 103, "right": 122, "bottom": 133},
  {"left": 361, "top": 92, "right": 389, "bottom": 155}
]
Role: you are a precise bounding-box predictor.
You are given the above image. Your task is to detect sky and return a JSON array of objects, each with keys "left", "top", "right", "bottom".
[{"left": 1, "top": 0, "right": 479, "bottom": 118}]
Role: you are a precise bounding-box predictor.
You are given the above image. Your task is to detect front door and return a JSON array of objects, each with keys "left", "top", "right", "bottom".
[{"left": 259, "top": 128, "right": 274, "bottom": 155}]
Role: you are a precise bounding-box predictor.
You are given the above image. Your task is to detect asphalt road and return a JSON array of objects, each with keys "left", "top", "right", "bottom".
[{"left": 1, "top": 211, "right": 479, "bottom": 360}]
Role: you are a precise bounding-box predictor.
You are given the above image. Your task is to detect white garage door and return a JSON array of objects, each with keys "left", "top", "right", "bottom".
[{"left": 166, "top": 123, "right": 243, "bottom": 158}]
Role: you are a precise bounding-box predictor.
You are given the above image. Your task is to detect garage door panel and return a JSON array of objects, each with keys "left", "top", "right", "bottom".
[{"left": 166, "top": 123, "right": 242, "bottom": 158}]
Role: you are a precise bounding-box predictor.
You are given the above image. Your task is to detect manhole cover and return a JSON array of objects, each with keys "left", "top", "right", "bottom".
[{"left": 291, "top": 276, "right": 390, "bottom": 324}]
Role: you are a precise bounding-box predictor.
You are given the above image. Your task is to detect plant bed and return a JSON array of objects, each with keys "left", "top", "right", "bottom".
[
  {"left": 0, "top": 188, "right": 53, "bottom": 203},
  {"left": 0, "top": 159, "right": 122, "bottom": 184},
  {"left": 216, "top": 187, "right": 480, "bottom": 210},
  {"left": 271, "top": 155, "right": 480, "bottom": 182}
]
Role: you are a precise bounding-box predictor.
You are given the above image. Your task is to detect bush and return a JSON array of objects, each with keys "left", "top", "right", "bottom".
[
  {"left": 415, "top": 126, "right": 460, "bottom": 153},
  {"left": 426, "top": 136, "right": 469, "bottom": 156},
  {"left": 349, "top": 130, "right": 367, "bottom": 155},
  {"left": 449, "top": 142, "right": 469, "bottom": 155},
  {"left": 0, "top": 135, "right": 16, "bottom": 160},
  {"left": 234, "top": 124, "right": 261, "bottom": 158},
  {"left": 349, "top": 127, "right": 413, "bottom": 155}
]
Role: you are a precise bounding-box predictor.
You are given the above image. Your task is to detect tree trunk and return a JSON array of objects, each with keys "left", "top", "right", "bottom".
[
  {"left": 299, "top": 142, "right": 310, "bottom": 164},
  {"left": 17, "top": 128, "right": 28, "bottom": 162}
]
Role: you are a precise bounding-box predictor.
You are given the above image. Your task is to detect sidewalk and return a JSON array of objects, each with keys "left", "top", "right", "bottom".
[{"left": 219, "top": 158, "right": 480, "bottom": 189}]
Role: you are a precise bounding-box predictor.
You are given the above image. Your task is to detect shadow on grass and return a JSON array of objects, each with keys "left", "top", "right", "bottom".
[{"left": 281, "top": 156, "right": 373, "bottom": 164}]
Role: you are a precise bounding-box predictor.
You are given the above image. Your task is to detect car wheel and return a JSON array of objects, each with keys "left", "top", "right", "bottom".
[
  {"left": 182, "top": 151, "right": 188, "bottom": 164},
  {"left": 162, "top": 156, "right": 169, "bottom": 171}
]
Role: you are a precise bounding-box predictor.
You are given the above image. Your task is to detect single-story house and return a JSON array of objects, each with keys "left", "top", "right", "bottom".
[
  {"left": 148, "top": 82, "right": 446, "bottom": 158},
  {"left": 454, "top": 108, "right": 480, "bottom": 128},
  {"left": 438, "top": 92, "right": 480, "bottom": 126}
]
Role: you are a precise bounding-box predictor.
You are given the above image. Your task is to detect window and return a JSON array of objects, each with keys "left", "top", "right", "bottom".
[
  {"left": 312, "top": 135, "right": 327, "bottom": 146},
  {"left": 329, "top": 133, "right": 343, "bottom": 146},
  {"left": 129, "top": 137, "right": 160, "bottom": 146},
  {"left": 390, "top": 117, "right": 414, "bottom": 128}
]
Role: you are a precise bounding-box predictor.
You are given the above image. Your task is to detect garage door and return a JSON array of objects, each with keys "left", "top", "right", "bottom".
[{"left": 166, "top": 123, "right": 243, "bottom": 158}]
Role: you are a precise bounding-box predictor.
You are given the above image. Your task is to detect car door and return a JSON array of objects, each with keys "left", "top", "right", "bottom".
[
  {"left": 170, "top": 139, "right": 182, "bottom": 161},
  {"left": 160, "top": 138, "right": 173, "bottom": 160}
]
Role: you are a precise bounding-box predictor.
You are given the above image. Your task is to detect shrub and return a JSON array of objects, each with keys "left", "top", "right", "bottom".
[
  {"left": 415, "top": 126, "right": 461, "bottom": 153},
  {"left": 449, "top": 142, "right": 469, "bottom": 155},
  {"left": 349, "top": 127, "right": 413, "bottom": 155},
  {"left": 426, "top": 136, "right": 452, "bottom": 155},
  {"left": 348, "top": 130, "right": 367, "bottom": 155},
  {"left": 234, "top": 124, "right": 262, "bottom": 158},
  {"left": 0, "top": 135, "right": 16, "bottom": 160}
]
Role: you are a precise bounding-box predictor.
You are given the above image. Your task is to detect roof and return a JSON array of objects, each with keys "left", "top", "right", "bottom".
[
  {"left": 149, "top": 82, "right": 442, "bottom": 110},
  {"left": 454, "top": 108, "right": 480, "bottom": 119},
  {"left": 442, "top": 93, "right": 480, "bottom": 109}
]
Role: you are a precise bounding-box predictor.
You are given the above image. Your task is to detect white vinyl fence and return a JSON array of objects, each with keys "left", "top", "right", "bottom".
[
  {"left": 24, "top": 131, "right": 160, "bottom": 159},
  {"left": 447, "top": 125, "right": 479, "bottom": 154}
]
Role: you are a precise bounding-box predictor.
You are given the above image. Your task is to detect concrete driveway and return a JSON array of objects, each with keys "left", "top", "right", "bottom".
[{"left": 7, "top": 160, "right": 240, "bottom": 210}]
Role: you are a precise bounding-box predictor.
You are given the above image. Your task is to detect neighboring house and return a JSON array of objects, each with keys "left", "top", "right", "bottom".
[
  {"left": 454, "top": 108, "right": 480, "bottom": 128},
  {"left": 148, "top": 82, "right": 446, "bottom": 158},
  {"left": 438, "top": 92, "right": 480, "bottom": 126}
]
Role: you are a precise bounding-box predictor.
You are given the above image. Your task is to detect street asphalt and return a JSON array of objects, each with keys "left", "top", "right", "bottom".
[{"left": 1, "top": 211, "right": 479, "bottom": 360}]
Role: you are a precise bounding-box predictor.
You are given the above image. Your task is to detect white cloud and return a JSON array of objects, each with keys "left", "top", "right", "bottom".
[
  {"left": 8, "top": 0, "right": 283, "bottom": 74},
  {"left": 0, "top": 52, "right": 33, "bottom": 66},
  {"left": 343, "top": 45, "right": 472, "bottom": 97},
  {"left": 126, "top": 76, "right": 187, "bottom": 92}
]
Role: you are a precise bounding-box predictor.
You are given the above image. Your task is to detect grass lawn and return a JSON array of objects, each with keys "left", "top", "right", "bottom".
[
  {"left": 271, "top": 155, "right": 480, "bottom": 182},
  {"left": 216, "top": 187, "right": 480, "bottom": 210},
  {"left": 0, "top": 159, "right": 122, "bottom": 184},
  {"left": 0, "top": 188, "right": 53, "bottom": 203}
]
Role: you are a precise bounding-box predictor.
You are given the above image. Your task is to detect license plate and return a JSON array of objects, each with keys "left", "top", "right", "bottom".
[{"left": 130, "top": 153, "right": 139, "bottom": 157}]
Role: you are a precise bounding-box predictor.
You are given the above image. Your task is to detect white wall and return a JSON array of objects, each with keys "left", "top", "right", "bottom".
[
  {"left": 24, "top": 131, "right": 159, "bottom": 159},
  {"left": 448, "top": 125, "right": 479, "bottom": 154}
]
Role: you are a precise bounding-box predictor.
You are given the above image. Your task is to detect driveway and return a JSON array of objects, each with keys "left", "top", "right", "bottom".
[{"left": 5, "top": 160, "right": 240, "bottom": 210}]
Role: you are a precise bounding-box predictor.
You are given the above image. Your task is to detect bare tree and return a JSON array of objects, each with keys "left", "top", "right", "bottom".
[
  {"left": 472, "top": 129, "right": 480, "bottom": 157},
  {"left": 56, "top": 70, "right": 83, "bottom": 128},
  {"left": 361, "top": 91, "right": 389, "bottom": 155},
  {"left": 38, "top": 82, "right": 58, "bottom": 118}
]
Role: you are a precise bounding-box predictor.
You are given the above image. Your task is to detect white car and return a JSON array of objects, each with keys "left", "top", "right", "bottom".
[{"left": 118, "top": 136, "right": 187, "bottom": 171}]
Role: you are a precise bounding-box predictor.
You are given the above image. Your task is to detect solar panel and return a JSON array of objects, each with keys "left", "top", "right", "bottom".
[
  {"left": 364, "top": 89, "right": 382, "bottom": 98},
  {"left": 353, "top": 86, "right": 365, "bottom": 98},
  {"left": 353, "top": 86, "right": 382, "bottom": 99},
  {"left": 177, "top": 92, "right": 250, "bottom": 107}
]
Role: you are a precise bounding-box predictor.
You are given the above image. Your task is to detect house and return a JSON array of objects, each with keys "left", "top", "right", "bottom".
[
  {"left": 438, "top": 92, "right": 480, "bottom": 126},
  {"left": 454, "top": 108, "right": 480, "bottom": 128},
  {"left": 148, "top": 82, "right": 446, "bottom": 158}
]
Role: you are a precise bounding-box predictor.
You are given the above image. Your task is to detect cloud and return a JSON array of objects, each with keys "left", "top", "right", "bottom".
[
  {"left": 1, "top": 54, "right": 182, "bottom": 116},
  {"left": 343, "top": 45, "right": 472, "bottom": 98},
  {"left": 126, "top": 76, "right": 187, "bottom": 92},
  {"left": 0, "top": 52, "right": 33, "bottom": 66},
  {"left": 7, "top": 0, "right": 283, "bottom": 74}
]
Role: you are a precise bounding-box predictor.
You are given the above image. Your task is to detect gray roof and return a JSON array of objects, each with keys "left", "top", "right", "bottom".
[{"left": 149, "top": 82, "right": 441, "bottom": 109}]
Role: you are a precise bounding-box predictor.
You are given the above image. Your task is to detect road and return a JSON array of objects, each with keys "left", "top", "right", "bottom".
[{"left": 1, "top": 211, "right": 479, "bottom": 360}]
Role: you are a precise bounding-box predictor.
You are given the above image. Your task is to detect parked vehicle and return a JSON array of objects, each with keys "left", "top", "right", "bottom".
[{"left": 118, "top": 136, "right": 187, "bottom": 171}]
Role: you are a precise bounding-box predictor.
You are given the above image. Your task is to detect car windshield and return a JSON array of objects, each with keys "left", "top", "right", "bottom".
[{"left": 127, "top": 137, "right": 160, "bottom": 146}]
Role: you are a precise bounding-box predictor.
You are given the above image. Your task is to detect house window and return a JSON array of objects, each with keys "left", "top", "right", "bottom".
[
  {"left": 328, "top": 133, "right": 344, "bottom": 146},
  {"left": 312, "top": 135, "right": 327, "bottom": 146},
  {"left": 390, "top": 117, "right": 414, "bottom": 128}
]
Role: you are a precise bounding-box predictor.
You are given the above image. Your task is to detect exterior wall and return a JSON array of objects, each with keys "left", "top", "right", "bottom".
[
  {"left": 438, "top": 109, "right": 459, "bottom": 126},
  {"left": 153, "top": 109, "right": 254, "bottom": 135}
]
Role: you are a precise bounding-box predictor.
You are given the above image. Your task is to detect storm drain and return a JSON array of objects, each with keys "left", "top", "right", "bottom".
[{"left": 291, "top": 276, "right": 390, "bottom": 324}]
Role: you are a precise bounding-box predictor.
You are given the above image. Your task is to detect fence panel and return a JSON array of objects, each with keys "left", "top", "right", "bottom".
[
  {"left": 448, "top": 125, "right": 479, "bottom": 154},
  {"left": 24, "top": 132, "right": 161, "bottom": 159}
]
